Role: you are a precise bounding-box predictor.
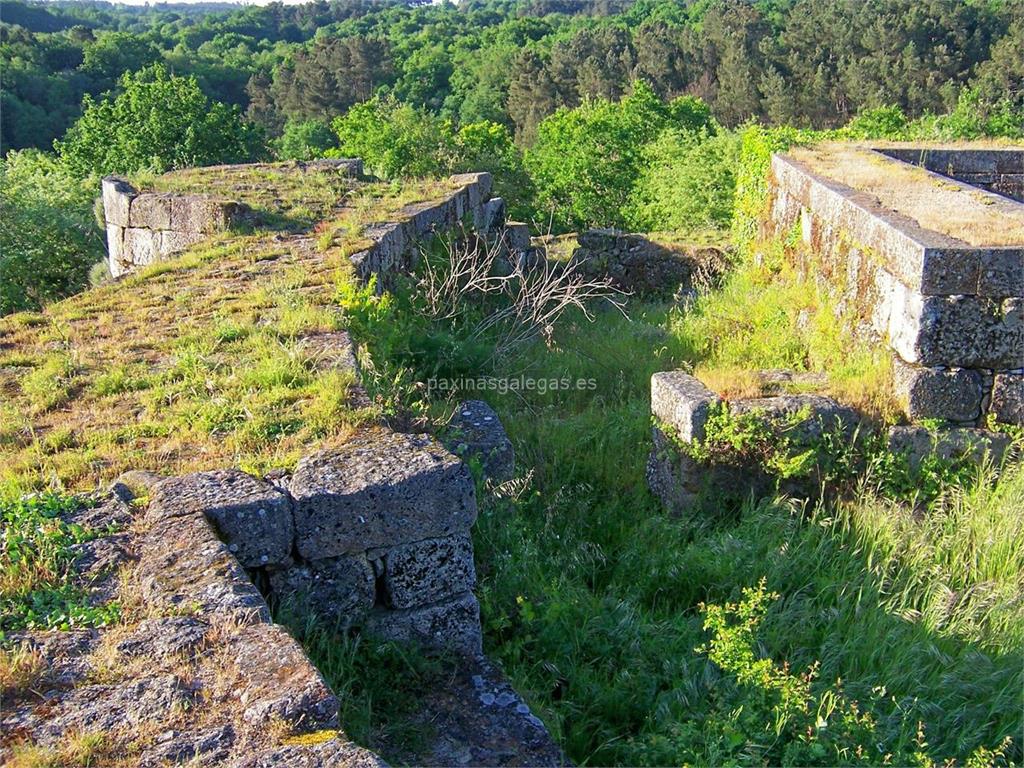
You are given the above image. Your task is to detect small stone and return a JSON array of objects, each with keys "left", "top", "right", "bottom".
[
  {"left": 443, "top": 400, "right": 515, "bottom": 481},
  {"left": 480, "top": 692, "right": 496, "bottom": 705}
]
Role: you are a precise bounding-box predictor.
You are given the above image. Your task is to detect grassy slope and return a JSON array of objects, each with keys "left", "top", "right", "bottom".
[{"left": 0, "top": 171, "right": 461, "bottom": 494}]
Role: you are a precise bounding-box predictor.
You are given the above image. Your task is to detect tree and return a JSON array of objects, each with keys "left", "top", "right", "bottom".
[
  {"left": 525, "top": 82, "right": 709, "bottom": 230},
  {"left": 331, "top": 94, "right": 446, "bottom": 179},
  {"left": 275, "top": 118, "right": 337, "bottom": 160},
  {"left": 56, "top": 64, "right": 264, "bottom": 176}
]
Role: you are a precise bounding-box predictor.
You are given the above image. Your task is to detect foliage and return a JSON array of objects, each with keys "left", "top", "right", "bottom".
[
  {"left": 525, "top": 82, "right": 713, "bottom": 230},
  {"left": 0, "top": 149, "right": 104, "bottom": 315},
  {"left": 0, "top": 493, "right": 119, "bottom": 635},
  {"left": 626, "top": 128, "right": 740, "bottom": 232},
  {"left": 331, "top": 94, "right": 447, "bottom": 179},
  {"left": 56, "top": 64, "right": 263, "bottom": 176},
  {"left": 274, "top": 118, "right": 337, "bottom": 161}
]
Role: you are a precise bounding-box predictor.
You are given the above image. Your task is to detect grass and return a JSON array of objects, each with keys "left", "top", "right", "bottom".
[
  {"left": 346, "top": 227, "right": 1022, "bottom": 765},
  {"left": 0, "top": 493, "right": 119, "bottom": 634},
  {"left": 0, "top": 172, "right": 468, "bottom": 494},
  {"left": 273, "top": 604, "right": 448, "bottom": 760},
  {"left": 791, "top": 143, "right": 1024, "bottom": 246}
]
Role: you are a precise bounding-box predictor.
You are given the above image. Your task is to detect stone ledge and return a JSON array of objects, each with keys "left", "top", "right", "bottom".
[{"left": 289, "top": 429, "right": 477, "bottom": 560}]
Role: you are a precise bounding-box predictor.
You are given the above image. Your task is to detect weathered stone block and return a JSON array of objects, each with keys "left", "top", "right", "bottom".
[
  {"left": 377, "top": 533, "right": 476, "bottom": 609},
  {"left": 977, "top": 248, "right": 1024, "bottom": 298},
  {"left": 149, "top": 470, "right": 293, "bottom": 568},
  {"left": 650, "top": 371, "right": 720, "bottom": 443},
  {"left": 915, "top": 295, "right": 1024, "bottom": 369},
  {"left": 478, "top": 197, "right": 505, "bottom": 233},
  {"left": 105, "top": 225, "right": 125, "bottom": 275},
  {"left": 129, "top": 193, "right": 172, "bottom": 229},
  {"left": 887, "top": 426, "right": 1010, "bottom": 470},
  {"left": 892, "top": 358, "right": 983, "bottom": 423},
  {"left": 289, "top": 430, "right": 477, "bottom": 560},
  {"left": 227, "top": 622, "right": 339, "bottom": 730},
  {"left": 444, "top": 399, "right": 514, "bottom": 481},
  {"left": 101, "top": 175, "right": 136, "bottom": 227},
  {"left": 646, "top": 426, "right": 700, "bottom": 514},
  {"left": 170, "top": 196, "right": 245, "bottom": 233},
  {"left": 123, "top": 227, "right": 161, "bottom": 267},
  {"left": 268, "top": 554, "right": 376, "bottom": 626},
  {"left": 990, "top": 373, "right": 1024, "bottom": 425},
  {"left": 158, "top": 229, "right": 205, "bottom": 256},
  {"left": 136, "top": 512, "right": 270, "bottom": 622},
  {"left": 364, "top": 592, "right": 482, "bottom": 656},
  {"left": 505, "top": 222, "right": 531, "bottom": 251}
]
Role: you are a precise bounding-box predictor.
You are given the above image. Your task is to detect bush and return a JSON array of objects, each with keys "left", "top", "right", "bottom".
[
  {"left": 57, "top": 63, "right": 264, "bottom": 176},
  {"left": 274, "top": 119, "right": 337, "bottom": 161},
  {"left": 526, "top": 82, "right": 713, "bottom": 231},
  {"left": 0, "top": 150, "right": 104, "bottom": 315},
  {"left": 331, "top": 95, "right": 447, "bottom": 179},
  {"left": 626, "top": 129, "right": 740, "bottom": 233}
]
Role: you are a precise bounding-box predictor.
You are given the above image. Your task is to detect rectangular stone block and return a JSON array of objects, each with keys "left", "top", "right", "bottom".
[
  {"left": 892, "top": 358, "right": 984, "bottom": 423},
  {"left": 977, "top": 248, "right": 1024, "bottom": 298},
  {"left": 106, "top": 225, "right": 125, "bottom": 276},
  {"left": 375, "top": 533, "right": 476, "bottom": 610},
  {"left": 227, "top": 622, "right": 339, "bottom": 730},
  {"left": 505, "top": 222, "right": 531, "bottom": 251},
  {"left": 129, "top": 193, "right": 172, "bottom": 229},
  {"left": 137, "top": 513, "right": 270, "bottom": 623},
  {"left": 149, "top": 469, "right": 294, "bottom": 568},
  {"left": 289, "top": 429, "right": 477, "bottom": 560},
  {"left": 123, "top": 227, "right": 161, "bottom": 267},
  {"left": 887, "top": 425, "right": 1010, "bottom": 471},
  {"left": 364, "top": 592, "right": 482, "bottom": 656},
  {"left": 990, "top": 373, "right": 1024, "bottom": 425},
  {"left": 170, "top": 196, "right": 245, "bottom": 234},
  {"left": 444, "top": 399, "right": 514, "bottom": 481},
  {"left": 101, "top": 175, "right": 136, "bottom": 227},
  {"left": 914, "top": 296, "right": 1024, "bottom": 369},
  {"left": 268, "top": 554, "right": 375, "bottom": 625},
  {"left": 159, "top": 229, "right": 205, "bottom": 257},
  {"left": 650, "top": 371, "right": 720, "bottom": 443}
]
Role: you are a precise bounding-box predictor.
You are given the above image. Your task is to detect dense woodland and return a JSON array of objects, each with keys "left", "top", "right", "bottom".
[
  {"left": 1, "top": 0, "right": 1023, "bottom": 313},
  {"left": 3, "top": 0, "right": 1024, "bottom": 150}
]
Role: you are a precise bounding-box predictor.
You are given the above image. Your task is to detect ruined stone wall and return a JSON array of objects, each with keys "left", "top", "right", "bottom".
[
  {"left": 767, "top": 153, "right": 1023, "bottom": 426},
  {"left": 877, "top": 147, "right": 1024, "bottom": 203},
  {"left": 101, "top": 176, "right": 255, "bottom": 278}
]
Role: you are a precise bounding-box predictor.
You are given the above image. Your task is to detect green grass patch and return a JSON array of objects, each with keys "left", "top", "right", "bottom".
[{"left": 0, "top": 493, "right": 120, "bottom": 636}]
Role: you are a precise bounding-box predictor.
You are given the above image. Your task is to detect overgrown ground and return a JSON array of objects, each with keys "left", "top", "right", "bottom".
[
  {"left": 0, "top": 170, "right": 465, "bottom": 496},
  {"left": 349, "top": 226, "right": 1022, "bottom": 765}
]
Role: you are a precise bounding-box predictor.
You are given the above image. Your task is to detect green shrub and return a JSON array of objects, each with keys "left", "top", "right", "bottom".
[
  {"left": 525, "top": 82, "right": 713, "bottom": 231},
  {"left": 275, "top": 118, "right": 337, "bottom": 161},
  {"left": 57, "top": 63, "right": 264, "bottom": 176},
  {"left": 331, "top": 95, "right": 447, "bottom": 179},
  {"left": 626, "top": 128, "right": 740, "bottom": 233},
  {"left": 0, "top": 150, "right": 104, "bottom": 315}
]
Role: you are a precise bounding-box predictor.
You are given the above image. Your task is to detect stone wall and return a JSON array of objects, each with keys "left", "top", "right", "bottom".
[
  {"left": 646, "top": 371, "right": 1011, "bottom": 515},
  {"left": 566, "top": 228, "right": 727, "bottom": 298},
  {"left": 767, "top": 152, "right": 1024, "bottom": 426},
  {"left": 148, "top": 427, "right": 484, "bottom": 655},
  {"left": 350, "top": 172, "right": 496, "bottom": 289},
  {"left": 877, "top": 147, "right": 1024, "bottom": 202},
  {"left": 102, "top": 176, "right": 255, "bottom": 277}
]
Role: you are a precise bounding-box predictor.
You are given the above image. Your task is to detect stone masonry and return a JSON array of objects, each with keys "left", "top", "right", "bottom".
[
  {"left": 647, "top": 370, "right": 1011, "bottom": 515},
  {"left": 877, "top": 147, "right": 1024, "bottom": 202},
  {"left": 102, "top": 175, "right": 255, "bottom": 277},
  {"left": 767, "top": 149, "right": 1024, "bottom": 426}
]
